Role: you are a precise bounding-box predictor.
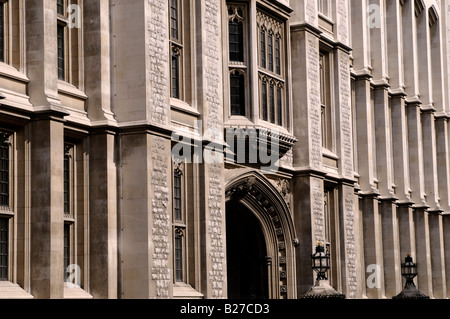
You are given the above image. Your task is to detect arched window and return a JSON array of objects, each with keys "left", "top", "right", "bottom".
[
  {"left": 257, "top": 11, "right": 285, "bottom": 127},
  {"left": 229, "top": 11, "right": 244, "bottom": 62},
  {"left": 227, "top": 3, "right": 248, "bottom": 117}
]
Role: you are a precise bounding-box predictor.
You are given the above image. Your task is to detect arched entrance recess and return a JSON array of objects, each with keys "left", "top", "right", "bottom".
[{"left": 225, "top": 169, "right": 299, "bottom": 299}]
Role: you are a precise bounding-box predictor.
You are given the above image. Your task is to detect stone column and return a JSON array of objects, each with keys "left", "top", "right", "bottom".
[
  {"left": 290, "top": 21, "right": 324, "bottom": 297},
  {"left": 428, "top": 212, "right": 447, "bottom": 298},
  {"left": 25, "top": 0, "right": 62, "bottom": 111},
  {"left": 443, "top": 214, "right": 450, "bottom": 297},
  {"left": 112, "top": 0, "right": 173, "bottom": 299},
  {"left": 397, "top": 204, "right": 416, "bottom": 267},
  {"left": 334, "top": 45, "right": 358, "bottom": 298},
  {"left": 29, "top": 116, "right": 65, "bottom": 299},
  {"left": 195, "top": 0, "right": 226, "bottom": 299},
  {"left": 414, "top": 208, "right": 433, "bottom": 297},
  {"left": 354, "top": 74, "right": 377, "bottom": 194},
  {"left": 406, "top": 101, "right": 427, "bottom": 207},
  {"left": 435, "top": 117, "right": 450, "bottom": 212},
  {"left": 373, "top": 84, "right": 402, "bottom": 297},
  {"left": 390, "top": 94, "right": 411, "bottom": 203},
  {"left": 387, "top": 11, "right": 412, "bottom": 290},
  {"left": 292, "top": 174, "right": 324, "bottom": 296},
  {"left": 361, "top": 194, "right": 385, "bottom": 299},
  {"left": 290, "top": 24, "right": 322, "bottom": 172},
  {"left": 119, "top": 132, "right": 172, "bottom": 299},
  {"left": 421, "top": 109, "right": 440, "bottom": 211},
  {"left": 88, "top": 131, "right": 117, "bottom": 299},
  {"left": 338, "top": 184, "right": 358, "bottom": 299},
  {"left": 380, "top": 199, "right": 401, "bottom": 298},
  {"left": 83, "top": 0, "right": 116, "bottom": 126}
]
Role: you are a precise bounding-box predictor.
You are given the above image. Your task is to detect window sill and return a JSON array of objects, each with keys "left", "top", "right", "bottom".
[
  {"left": 64, "top": 283, "right": 93, "bottom": 299},
  {"left": 58, "top": 80, "right": 88, "bottom": 100},
  {"left": 171, "top": 98, "right": 200, "bottom": 117},
  {"left": 318, "top": 12, "right": 335, "bottom": 25},
  {"left": 0, "top": 281, "right": 34, "bottom": 299},
  {"left": 173, "top": 283, "right": 204, "bottom": 299},
  {"left": 0, "top": 63, "right": 29, "bottom": 83},
  {"left": 322, "top": 147, "right": 339, "bottom": 160}
]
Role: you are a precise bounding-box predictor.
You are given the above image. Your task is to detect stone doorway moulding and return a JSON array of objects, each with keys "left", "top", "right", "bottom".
[{"left": 225, "top": 169, "right": 299, "bottom": 299}]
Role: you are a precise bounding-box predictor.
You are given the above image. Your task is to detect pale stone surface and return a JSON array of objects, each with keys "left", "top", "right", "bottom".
[{"left": 0, "top": 0, "right": 450, "bottom": 300}]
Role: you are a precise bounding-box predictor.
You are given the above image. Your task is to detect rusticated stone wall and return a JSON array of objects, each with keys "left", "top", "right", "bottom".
[
  {"left": 148, "top": 0, "right": 170, "bottom": 126},
  {"left": 150, "top": 136, "right": 171, "bottom": 298}
]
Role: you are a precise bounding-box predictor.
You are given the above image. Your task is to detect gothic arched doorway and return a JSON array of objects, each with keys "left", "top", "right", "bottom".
[
  {"left": 226, "top": 200, "right": 269, "bottom": 299},
  {"left": 225, "top": 169, "right": 299, "bottom": 299}
]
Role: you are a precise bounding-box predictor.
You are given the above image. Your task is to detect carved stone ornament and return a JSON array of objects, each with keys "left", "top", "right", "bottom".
[{"left": 225, "top": 176, "right": 256, "bottom": 198}]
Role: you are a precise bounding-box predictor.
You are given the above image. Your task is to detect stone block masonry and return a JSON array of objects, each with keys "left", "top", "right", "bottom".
[
  {"left": 148, "top": 0, "right": 169, "bottom": 126},
  {"left": 150, "top": 136, "right": 171, "bottom": 298}
]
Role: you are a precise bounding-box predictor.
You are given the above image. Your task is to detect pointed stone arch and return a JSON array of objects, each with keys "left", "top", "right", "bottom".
[{"left": 225, "top": 169, "right": 299, "bottom": 299}]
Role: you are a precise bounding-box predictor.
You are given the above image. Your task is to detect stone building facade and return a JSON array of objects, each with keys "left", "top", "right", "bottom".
[{"left": 0, "top": 0, "right": 449, "bottom": 299}]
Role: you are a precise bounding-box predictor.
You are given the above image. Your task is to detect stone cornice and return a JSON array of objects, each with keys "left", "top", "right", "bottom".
[{"left": 290, "top": 22, "right": 322, "bottom": 37}]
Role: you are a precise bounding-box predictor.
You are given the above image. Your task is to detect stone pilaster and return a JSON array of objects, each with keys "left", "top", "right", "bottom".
[
  {"left": 89, "top": 131, "right": 118, "bottom": 299},
  {"left": 292, "top": 174, "right": 324, "bottom": 296},
  {"left": 119, "top": 132, "right": 172, "bottom": 299},
  {"left": 414, "top": 208, "right": 433, "bottom": 297},
  {"left": 25, "top": 0, "right": 62, "bottom": 111},
  {"left": 29, "top": 116, "right": 65, "bottom": 299},
  {"left": 428, "top": 212, "right": 447, "bottom": 299},
  {"left": 443, "top": 214, "right": 450, "bottom": 297},
  {"left": 334, "top": 48, "right": 353, "bottom": 180},
  {"left": 421, "top": 109, "right": 440, "bottom": 211},
  {"left": 397, "top": 204, "right": 416, "bottom": 265},
  {"left": 406, "top": 101, "right": 427, "bottom": 207},
  {"left": 290, "top": 0, "right": 318, "bottom": 27},
  {"left": 338, "top": 184, "right": 358, "bottom": 299},
  {"left": 390, "top": 94, "right": 411, "bottom": 203},
  {"left": 380, "top": 199, "right": 402, "bottom": 298},
  {"left": 83, "top": 0, "right": 116, "bottom": 126},
  {"left": 361, "top": 194, "right": 385, "bottom": 299},
  {"left": 200, "top": 161, "right": 226, "bottom": 299},
  {"left": 335, "top": 0, "right": 349, "bottom": 45},
  {"left": 196, "top": 0, "right": 226, "bottom": 299},
  {"left": 111, "top": 0, "right": 170, "bottom": 126},
  {"left": 373, "top": 85, "right": 394, "bottom": 198},
  {"left": 291, "top": 24, "right": 322, "bottom": 171},
  {"left": 354, "top": 73, "right": 377, "bottom": 193},
  {"left": 435, "top": 117, "right": 450, "bottom": 212}
]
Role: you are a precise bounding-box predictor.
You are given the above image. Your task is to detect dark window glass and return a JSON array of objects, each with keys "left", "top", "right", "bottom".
[
  {"left": 0, "top": 3, "right": 5, "bottom": 63},
  {"left": 268, "top": 33, "right": 273, "bottom": 72},
  {"left": 171, "top": 49, "right": 180, "bottom": 99},
  {"left": 277, "top": 86, "right": 282, "bottom": 126},
  {"left": 57, "top": 0, "right": 65, "bottom": 16},
  {"left": 170, "top": 0, "right": 179, "bottom": 40},
  {"left": 63, "top": 153, "right": 70, "bottom": 215},
  {"left": 57, "top": 24, "right": 65, "bottom": 80},
  {"left": 229, "top": 19, "right": 244, "bottom": 62},
  {"left": 174, "top": 171, "right": 182, "bottom": 221},
  {"left": 230, "top": 71, "right": 245, "bottom": 116},
  {"left": 0, "top": 218, "right": 8, "bottom": 281},
  {"left": 269, "top": 83, "right": 275, "bottom": 124},
  {"left": 63, "top": 224, "right": 70, "bottom": 282},
  {"left": 275, "top": 36, "right": 281, "bottom": 75},
  {"left": 260, "top": 29, "right": 266, "bottom": 68},
  {"left": 262, "top": 80, "right": 267, "bottom": 121},
  {"left": 175, "top": 232, "right": 183, "bottom": 282},
  {"left": 0, "top": 138, "right": 8, "bottom": 207}
]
